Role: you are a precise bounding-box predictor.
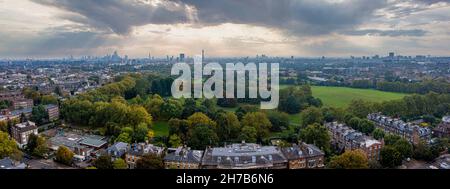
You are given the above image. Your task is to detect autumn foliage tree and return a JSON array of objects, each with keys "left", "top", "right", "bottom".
[
  {"left": 55, "top": 146, "right": 74, "bottom": 166},
  {"left": 241, "top": 112, "right": 272, "bottom": 141},
  {"left": 328, "top": 150, "right": 369, "bottom": 169},
  {"left": 113, "top": 158, "right": 128, "bottom": 169},
  {"left": 187, "top": 112, "right": 217, "bottom": 128},
  {"left": 0, "top": 131, "right": 22, "bottom": 160}
]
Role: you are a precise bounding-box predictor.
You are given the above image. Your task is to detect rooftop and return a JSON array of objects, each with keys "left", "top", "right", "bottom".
[
  {"left": 79, "top": 137, "right": 107, "bottom": 148},
  {"left": 202, "top": 142, "right": 288, "bottom": 167},
  {"left": 48, "top": 130, "right": 107, "bottom": 150},
  {"left": 281, "top": 143, "right": 325, "bottom": 160},
  {"left": 107, "top": 142, "right": 129, "bottom": 152},
  {"left": 211, "top": 143, "right": 280, "bottom": 157},
  {"left": 10, "top": 107, "right": 32, "bottom": 116},
  {"left": 13, "top": 121, "right": 37, "bottom": 132},
  {"left": 164, "top": 147, "right": 203, "bottom": 164},
  {"left": 44, "top": 104, "right": 58, "bottom": 109},
  {"left": 127, "top": 143, "right": 164, "bottom": 156}
]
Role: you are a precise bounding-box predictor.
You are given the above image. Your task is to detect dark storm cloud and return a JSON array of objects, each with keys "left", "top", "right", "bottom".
[
  {"left": 416, "top": 0, "right": 450, "bottom": 4},
  {"left": 31, "top": 0, "right": 191, "bottom": 35},
  {"left": 381, "top": 0, "right": 450, "bottom": 18},
  {"left": 0, "top": 27, "right": 112, "bottom": 57},
  {"left": 179, "top": 0, "right": 389, "bottom": 35},
  {"left": 342, "top": 29, "right": 427, "bottom": 37},
  {"left": 32, "top": 0, "right": 391, "bottom": 36},
  {"left": 34, "top": 31, "right": 107, "bottom": 51},
  {"left": 10, "top": 0, "right": 445, "bottom": 58}
]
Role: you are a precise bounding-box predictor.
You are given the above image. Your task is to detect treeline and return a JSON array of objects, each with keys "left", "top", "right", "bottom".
[
  {"left": 155, "top": 96, "right": 292, "bottom": 149},
  {"left": 278, "top": 85, "right": 322, "bottom": 114},
  {"left": 62, "top": 97, "right": 152, "bottom": 127},
  {"left": 217, "top": 85, "right": 323, "bottom": 115},
  {"left": 61, "top": 75, "right": 154, "bottom": 143},
  {"left": 21, "top": 87, "right": 59, "bottom": 105},
  {"left": 351, "top": 79, "right": 450, "bottom": 94},
  {"left": 376, "top": 93, "right": 450, "bottom": 120},
  {"left": 78, "top": 75, "right": 136, "bottom": 102},
  {"left": 375, "top": 80, "right": 450, "bottom": 94},
  {"left": 77, "top": 73, "right": 174, "bottom": 103},
  {"left": 317, "top": 79, "right": 450, "bottom": 94},
  {"left": 322, "top": 92, "right": 450, "bottom": 123}
]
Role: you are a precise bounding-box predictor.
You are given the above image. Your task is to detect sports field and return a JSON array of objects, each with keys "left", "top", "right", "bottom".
[{"left": 311, "top": 86, "right": 407, "bottom": 108}]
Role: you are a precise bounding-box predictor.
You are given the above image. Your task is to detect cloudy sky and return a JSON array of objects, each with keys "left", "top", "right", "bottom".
[{"left": 1, "top": 0, "right": 450, "bottom": 58}]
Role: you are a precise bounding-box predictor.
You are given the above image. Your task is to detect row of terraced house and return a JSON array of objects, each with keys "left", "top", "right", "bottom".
[
  {"left": 325, "top": 122, "right": 383, "bottom": 161},
  {"left": 367, "top": 113, "right": 432, "bottom": 144}
]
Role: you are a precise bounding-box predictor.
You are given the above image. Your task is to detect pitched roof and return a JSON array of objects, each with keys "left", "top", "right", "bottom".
[
  {"left": 164, "top": 148, "right": 203, "bottom": 164},
  {"left": 201, "top": 143, "right": 288, "bottom": 167},
  {"left": 107, "top": 142, "right": 129, "bottom": 152},
  {"left": 79, "top": 137, "right": 107, "bottom": 148}
]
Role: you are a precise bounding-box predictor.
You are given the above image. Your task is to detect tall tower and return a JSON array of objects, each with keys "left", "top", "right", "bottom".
[
  {"left": 389, "top": 52, "right": 395, "bottom": 59},
  {"left": 179, "top": 53, "right": 185, "bottom": 62},
  {"left": 202, "top": 49, "right": 205, "bottom": 63}
]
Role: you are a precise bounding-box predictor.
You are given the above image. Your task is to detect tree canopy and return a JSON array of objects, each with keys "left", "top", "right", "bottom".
[
  {"left": 55, "top": 146, "right": 74, "bottom": 166},
  {"left": 136, "top": 154, "right": 164, "bottom": 169},
  {"left": 0, "top": 131, "right": 22, "bottom": 160},
  {"left": 328, "top": 150, "right": 369, "bottom": 169},
  {"left": 299, "top": 123, "right": 331, "bottom": 153},
  {"left": 241, "top": 112, "right": 272, "bottom": 141}
]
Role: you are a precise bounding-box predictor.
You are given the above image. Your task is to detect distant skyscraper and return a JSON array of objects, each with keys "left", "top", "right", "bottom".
[
  {"left": 111, "top": 51, "right": 121, "bottom": 62},
  {"left": 389, "top": 52, "right": 395, "bottom": 58},
  {"left": 179, "top": 53, "right": 185, "bottom": 62}
]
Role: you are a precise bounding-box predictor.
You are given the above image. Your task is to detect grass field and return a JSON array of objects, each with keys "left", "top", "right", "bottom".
[
  {"left": 311, "top": 86, "right": 407, "bottom": 108},
  {"left": 153, "top": 121, "right": 169, "bottom": 137},
  {"left": 281, "top": 84, "right": 407, "bottom": 108}
]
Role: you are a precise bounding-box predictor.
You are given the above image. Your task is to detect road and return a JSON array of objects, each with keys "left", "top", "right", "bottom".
[{"left": 24, "top": 158, "right": 74, "bottom": 169}]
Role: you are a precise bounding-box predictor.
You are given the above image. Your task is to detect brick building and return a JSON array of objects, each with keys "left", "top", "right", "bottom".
[
  {"left": 164, "top": 147, "right": 203, "bottom": 169},
  {"left": 11, "top": 121, "right": 38, "bottom": 148},
  {"left": 326, "top": 122, "right": 383, "bottom": 161},
  {"left": 281, "top": 143, "right": 325, "bottom": 169},
  {"left": 367, "top": 113, "right": 431, "bottom": 144}
]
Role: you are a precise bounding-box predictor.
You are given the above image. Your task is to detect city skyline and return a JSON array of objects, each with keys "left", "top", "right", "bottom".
[{"left": 1, "top": 0, "right": 450, "bottom": 58}]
